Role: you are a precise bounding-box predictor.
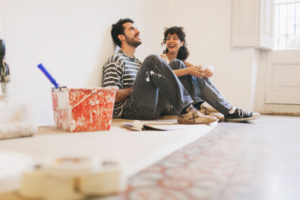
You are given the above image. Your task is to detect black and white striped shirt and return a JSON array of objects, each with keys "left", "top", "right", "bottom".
[{"left": 102, "top": 50, "right": 142, "bottom": 118}]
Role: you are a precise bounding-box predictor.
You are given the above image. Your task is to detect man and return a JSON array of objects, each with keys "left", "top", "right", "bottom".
[{"left": 102, "top": 18, "right": 217, "bottom": 124}]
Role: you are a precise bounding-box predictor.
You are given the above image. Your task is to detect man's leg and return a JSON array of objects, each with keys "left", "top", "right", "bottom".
[
  {"left": 169, "top": 59, "right": 232, "bottom": 116},
  {"left": 123, "top": 55, "right": 193, "bottom": 120}
]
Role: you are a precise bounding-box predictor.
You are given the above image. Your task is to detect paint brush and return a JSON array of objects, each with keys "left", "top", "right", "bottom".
[{"left": 37, "top": 63, "right": 59, "bottom": 88}]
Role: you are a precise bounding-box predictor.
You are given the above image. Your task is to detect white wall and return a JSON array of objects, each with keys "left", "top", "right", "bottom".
[
  {"left": 162, "top": 0, "right": 259, "bottom": 110},
  {"left": 0, "top": 0, "right": 164, "bottom": 124},
  {"left": 0, "top": 0, "right": 261, "bottom": 125}
]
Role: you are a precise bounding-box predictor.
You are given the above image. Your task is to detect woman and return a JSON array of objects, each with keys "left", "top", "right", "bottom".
[
  {"left": 160, "top": 26, "right": 260, "bottom": 122},
  {"left": 161, "top": 26, "right": 213, "bottom": 78}
]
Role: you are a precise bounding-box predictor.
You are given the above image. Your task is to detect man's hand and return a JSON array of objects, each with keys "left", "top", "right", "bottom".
[{"left": 115, "top": 87, "right": 133, "bottom": 103}]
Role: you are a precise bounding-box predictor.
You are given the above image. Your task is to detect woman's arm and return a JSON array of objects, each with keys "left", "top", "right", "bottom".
[
  {"left": 179, "top": 61, "right": 214, "bottom": 77},
  {"left": 172, "top": 67, "right": 203, "bottom": 77},
  {"left": 184, "top": 61, "right": 194, "bottom": 68},
  {"left": 173, "top": 62, "right": 205, "bottom": 77}
]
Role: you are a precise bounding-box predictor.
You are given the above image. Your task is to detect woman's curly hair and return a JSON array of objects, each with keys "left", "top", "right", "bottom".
[{"left": 162, "top": 26, "right": 189, "bottom": 61}]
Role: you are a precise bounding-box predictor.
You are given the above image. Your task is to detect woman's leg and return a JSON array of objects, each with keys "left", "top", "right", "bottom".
[{"left": 169, "top": 59, "right": 232, "bottom": 116}]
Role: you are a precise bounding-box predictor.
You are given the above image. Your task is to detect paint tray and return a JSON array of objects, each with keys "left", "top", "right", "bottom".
[{"left": 51, "top": 87, "right": 116, "bottom": 132}]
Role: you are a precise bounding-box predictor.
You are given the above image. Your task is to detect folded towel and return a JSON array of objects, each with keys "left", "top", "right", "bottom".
[{"left": 0, "top": 121, "right": 37, "bottom": 140}]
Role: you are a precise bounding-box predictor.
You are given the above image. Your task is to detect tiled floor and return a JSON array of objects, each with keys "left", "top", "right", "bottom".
[
  {"left": 1, "top": 115, "right": 300, "bottom": 200},
  {"left": 102, "top": 115, "right": 300, "bottom": 200}
]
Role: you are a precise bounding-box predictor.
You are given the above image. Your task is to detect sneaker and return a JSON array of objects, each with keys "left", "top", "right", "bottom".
[
  {"left": 225, "top": 108, "right": 260, "bottom": 122},
  {"left": 199, "top": 104, "right": 224, "bottom": 122},
  {"left": 178, "top": 106, "right": 218, "bottom": 124}
]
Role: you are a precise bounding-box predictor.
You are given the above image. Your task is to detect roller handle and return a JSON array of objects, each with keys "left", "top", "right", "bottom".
[
  {"left": 37, "top": 63, "right": 59, "bottom": 88},
  {"left": 0, "top": 39, "right": 10, "bottom": 83},
  {"left": 0, "top": 39, "right": 5, "bottom": 57}
]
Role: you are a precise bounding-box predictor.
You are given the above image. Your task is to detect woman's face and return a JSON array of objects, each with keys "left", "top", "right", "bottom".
[{"left": 165, "top": 33, "right": 184, "bottom": 54}]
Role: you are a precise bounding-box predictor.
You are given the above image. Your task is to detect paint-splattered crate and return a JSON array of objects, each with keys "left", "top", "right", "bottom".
[{"left": 51, "top": 87, "right": 116, "bottom": 132}]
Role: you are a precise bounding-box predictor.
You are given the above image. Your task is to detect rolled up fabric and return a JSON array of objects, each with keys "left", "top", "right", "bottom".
[{"left": 0, "top": 121, "right": 37, "bottom": 140}]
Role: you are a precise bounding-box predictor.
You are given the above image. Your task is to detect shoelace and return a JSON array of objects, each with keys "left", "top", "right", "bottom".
[
  {"left": 237, "top": 109, "right": 251, "bottom": 118},
  {"left": 188, "top": 110, "right": 199, "bottom": 122}
]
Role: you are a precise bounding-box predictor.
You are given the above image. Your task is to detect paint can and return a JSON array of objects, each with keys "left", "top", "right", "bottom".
[{"left": 51, "top": 87, "right": 116, "bottom": 132}]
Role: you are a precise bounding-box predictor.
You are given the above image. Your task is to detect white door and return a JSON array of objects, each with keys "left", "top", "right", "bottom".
[
  {"left": 264, "top": 0, "right": 300, "bottom": 113},
  {"left": 266, "top": 50, "right": 300, "bottom": 105}
]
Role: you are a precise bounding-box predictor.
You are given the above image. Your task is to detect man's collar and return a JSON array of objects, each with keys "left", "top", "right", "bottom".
[{"left": 118, "top": 49, "right": 136, "bottom": 59}]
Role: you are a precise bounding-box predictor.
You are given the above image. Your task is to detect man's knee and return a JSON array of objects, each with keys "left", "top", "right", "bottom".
[
  {"left": 169, "top": 59, "right": 185, "bottom": 70},
  {"left": 142, "top": 54, "right": 172, "bottom": 72},
  {"left": 143, "top": 54, "right": 162, "bottom": 65}
]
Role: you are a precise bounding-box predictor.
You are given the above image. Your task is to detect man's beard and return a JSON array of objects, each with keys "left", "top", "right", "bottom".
[{"left": 125, "top": 36, "right": 142, "bottom": 47}]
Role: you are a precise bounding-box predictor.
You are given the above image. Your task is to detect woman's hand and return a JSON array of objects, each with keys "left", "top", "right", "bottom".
[
  {"left": 187, "top": 65, "right": 205, "bottom": 77},
  {"left": 201, "top": 66, "right": 214, "bottom": 77},
  {"left": 185, "top": 62, "right": 214, "bottom": 77},
  {"left": 173, "top": 62, "right": 214, "bottom": 78},
  {"left": 194, "top": 65, "right": 214, "bottom": 77}
]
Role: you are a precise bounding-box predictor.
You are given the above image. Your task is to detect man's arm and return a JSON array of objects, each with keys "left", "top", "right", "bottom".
[
  {"left": 102, "top": 58, "right": 129, "bottom": 103},
  {"left": 115, "top": 87, "right": 132, "bottom": 103},
  {"left": 102, "top": 57, "right": 133, "bottom": 103}
]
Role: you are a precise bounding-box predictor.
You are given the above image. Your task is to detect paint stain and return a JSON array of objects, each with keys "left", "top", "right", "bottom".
[{"left": 145, "top": 70, "right": 163, "bottom": 82}]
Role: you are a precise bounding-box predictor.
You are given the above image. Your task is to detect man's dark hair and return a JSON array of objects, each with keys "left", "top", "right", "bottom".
[
  {"left": 111, "top": 18, "right": 134, "bottom": 47},
  {"left": 163, "top": 26, "right": 189, "bottom": 61}
]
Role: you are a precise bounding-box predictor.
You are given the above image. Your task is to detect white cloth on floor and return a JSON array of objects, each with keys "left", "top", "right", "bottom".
[{"left": 0, "top": 121, "right": 37, "bottom": 140}]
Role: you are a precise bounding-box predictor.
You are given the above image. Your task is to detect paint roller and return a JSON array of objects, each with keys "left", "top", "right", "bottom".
[
  {"left": 0, "top": 39, "right": 10, "bottom": 101},
  {"left": 0, "top": 39, "right": 37, "bottom": 140},
  {"left": 0, "top": 63, "right": 64, "bottom": 140}
]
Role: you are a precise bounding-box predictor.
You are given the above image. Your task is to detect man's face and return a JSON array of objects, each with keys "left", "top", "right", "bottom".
[{"left": 121, "top": 22, "right": 142, "bottom": 47}]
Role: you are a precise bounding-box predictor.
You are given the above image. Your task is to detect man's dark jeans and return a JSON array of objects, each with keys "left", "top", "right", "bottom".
[{"left": 122, "top": 55, "right": 193, "bottom": 120}]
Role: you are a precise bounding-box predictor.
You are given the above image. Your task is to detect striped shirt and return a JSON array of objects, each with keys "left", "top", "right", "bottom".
[{"left": 102, "top": 50, "right": 142, "bottom": 118}]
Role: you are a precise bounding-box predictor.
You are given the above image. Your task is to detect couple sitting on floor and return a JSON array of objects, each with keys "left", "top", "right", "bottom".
[{"left": 102, "top": 18, "right": 260, "bottom": 124}]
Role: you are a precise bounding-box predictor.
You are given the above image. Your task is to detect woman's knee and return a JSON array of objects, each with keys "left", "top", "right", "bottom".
[{"left": 197, "top": 77, "right": 207, "bottom": 88}]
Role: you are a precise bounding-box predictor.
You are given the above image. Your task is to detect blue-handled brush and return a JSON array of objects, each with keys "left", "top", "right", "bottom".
[{"left": 37, "top": 63, "right": 59, "bottom": 88}]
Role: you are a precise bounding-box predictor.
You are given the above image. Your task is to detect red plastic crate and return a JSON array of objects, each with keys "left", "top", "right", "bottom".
[{"left": 51, "top": 87, "right": 116, "bottom": 132}]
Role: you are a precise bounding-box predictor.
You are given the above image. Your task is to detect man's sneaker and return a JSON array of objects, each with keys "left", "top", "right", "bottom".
[
  {"left": 225, "top": 108, "right": 260, "bottom": 122},
  {"left": 178, "top": 106, "right": 218, "bottom": 124},
  {"left": 199, "top": 104, "right": 224, "bottom": 122}
]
